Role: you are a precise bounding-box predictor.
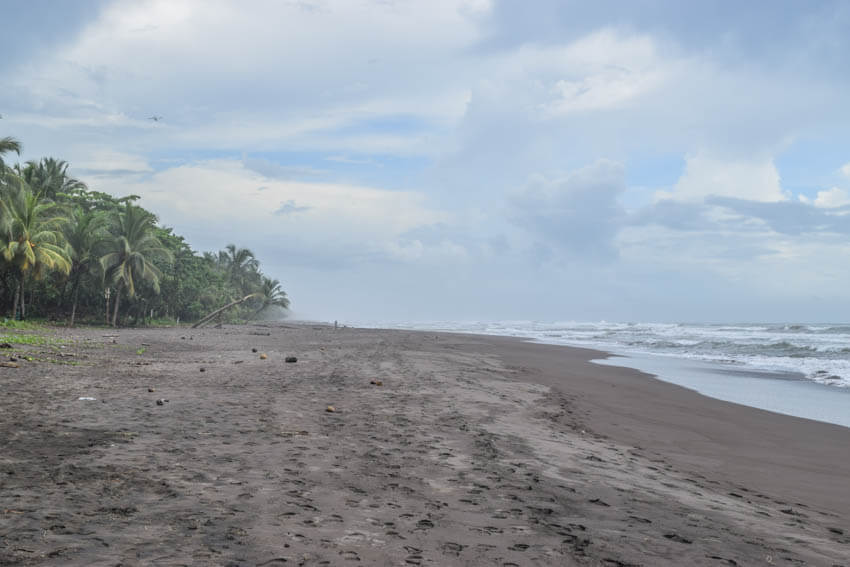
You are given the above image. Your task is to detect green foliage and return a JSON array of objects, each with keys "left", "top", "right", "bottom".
[
  {"left": 0, "top": 318, "right": 41, "bottom": 330},
  {"left": 0, "top": 136, "right": 292, "bottom": 326},
  {"left": 0, "top": 332, "right": 69, "bottom": 346}
]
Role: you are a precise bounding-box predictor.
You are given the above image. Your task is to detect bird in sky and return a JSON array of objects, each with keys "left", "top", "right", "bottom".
[{"left": 148, "top": 115, "right": 162, "bottom": 122}]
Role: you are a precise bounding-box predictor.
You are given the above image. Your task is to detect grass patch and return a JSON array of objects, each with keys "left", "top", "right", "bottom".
[
  {"left": 136, "top": 347, "right": 146, "bottom": 355},
  {"left": 0, "top": 319, "right": 43, "bottom": 330},
  {"left": 0, "top": 333, "right": 70, "bottom": 346}
]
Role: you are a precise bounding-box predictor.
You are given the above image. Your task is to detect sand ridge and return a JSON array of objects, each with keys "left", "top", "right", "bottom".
[{"left": 0, "top": 324, "right": 847, "bottom": 565}]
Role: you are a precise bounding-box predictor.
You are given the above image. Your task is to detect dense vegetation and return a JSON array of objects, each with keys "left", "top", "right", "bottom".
[{"left": 0, "top": 136, "right": 290, "bottom": 326}]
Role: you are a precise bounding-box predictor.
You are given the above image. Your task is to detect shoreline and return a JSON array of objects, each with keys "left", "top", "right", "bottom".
[
  {"left": 465, "top": 334, "right": 850, "bottom": 514},
  {"left": 1, "top": 323, "right": 847, "bottom": 565}
]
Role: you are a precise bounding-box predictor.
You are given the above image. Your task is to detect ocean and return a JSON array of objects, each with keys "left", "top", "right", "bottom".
[{"left": 365, "top": 321, "right": 850, "bottom": 428}]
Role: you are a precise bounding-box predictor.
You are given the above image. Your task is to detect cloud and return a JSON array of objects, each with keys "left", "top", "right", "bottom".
[
  {"left": 69, "top": 149, "right": 153, "bottom": 177},
  {"left": 540, "top": 30, "right": 670, "bottom": 116},
  {"left": 243, "top": 157, "right": 326, "bottom": 180},
  {"left": 508, "top": 159, "right": 626, "bottom": 260},
  {"left": 274, "top": 199, "right": 311, "bottom": 216},
  {"left": 629, "top": 199, "right": 718, "bottom": 231},
  {"left": 706, "top": 196, "right": 850, "bottom": 235},
  {"left": 82, "top": 158, "right": 450, "bottom": 270},
  {"left": 813, "top": 187, "right": 850, "bottom": 208},
  {"left": 658, "top": 153, "right": 787, "bottom": 202}
]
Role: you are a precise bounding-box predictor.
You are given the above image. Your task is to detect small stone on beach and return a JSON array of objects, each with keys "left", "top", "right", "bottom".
[
  {"left": 0, "top": 342, "right": 12, "bottom": 349},
  {"left": 148, "top": 387, "right": 155, "bottom": 392},
  {"left": 326, "top": 405, "right": 336, "bottom": 413},
  {"left": 370, "top": 380, "right": 383, "bottom": 386},
  {"left": 156, "top": 398, "right": 169, "bottom": 406},
  {"left": 285, "top": 356, "right": 297, "bottom": 363},
  {"left": 259, "top": 353, "right": 267, "bottom": 360},
  {"left": 200, "top": 367, "right": 205, "bottom": 372},
  {"left": 252, "top": 348, "right": 257, "bottom": 353}
]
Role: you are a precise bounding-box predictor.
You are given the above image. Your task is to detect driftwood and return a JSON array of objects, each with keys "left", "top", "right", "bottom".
[{"left": 192, "top": 294, "right": 259, "bottom": 328}]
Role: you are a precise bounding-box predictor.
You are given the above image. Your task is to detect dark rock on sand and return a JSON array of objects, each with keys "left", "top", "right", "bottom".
[{"left": 285, "top": 356, "right": 297, "bottom": 363}]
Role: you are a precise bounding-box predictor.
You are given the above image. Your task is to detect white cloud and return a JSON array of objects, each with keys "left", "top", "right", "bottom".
[
  {"left": 658, "top": 153, "right": 787, "bottom": 202},
  {"left": 841, "top": 163, "right": 850, "bottom": 178},
  {"left": 70, "top": 148, "right": 152, "bottom": 174},
  {"left": 83, "top": 158, "right": 450, "bottom": 266},
  {"left": 540, "top": 30, "right": 671, "bottom": 116},
  {"left": 813, "top": 187, "right": 850, "bottom": 208},
  {"left": 8, "top": 0, "right": 484, "bottom": 155}
]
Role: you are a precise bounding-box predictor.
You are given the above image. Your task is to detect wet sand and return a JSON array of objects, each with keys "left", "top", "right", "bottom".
[{"left": 0, "top": 324, "right": 847, "bottom": 566}]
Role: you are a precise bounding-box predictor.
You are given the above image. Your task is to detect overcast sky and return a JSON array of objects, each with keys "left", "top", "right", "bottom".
[{"left": 2, "top": 0, "right": 850, "bottom": 323}]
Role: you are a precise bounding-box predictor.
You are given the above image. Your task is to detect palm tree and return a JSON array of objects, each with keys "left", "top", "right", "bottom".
[
  {"left": 218, "top": 243, "right": 260, "bottom": 296},
  {"left": 63, "top": 208, "right": 107, "bottom": 326},
  {"left": 0, "top": 175, "right": 72, "bottom": 318},
  {"left": 0, "top": 137, "right": 21, "bottom": 170},
  {"left": 21, "top": 157, "right": 87, "bottom": 201},
  {"left": 252, "top": 276, "right": 290, "bottom": 318},
  {"left": 100, "top": 203, "right": 172, "bottom": 326}
]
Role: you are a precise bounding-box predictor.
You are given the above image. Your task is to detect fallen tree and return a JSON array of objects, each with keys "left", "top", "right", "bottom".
[{"left": 191, "top": 293, "right": 259, "bottom": 328}]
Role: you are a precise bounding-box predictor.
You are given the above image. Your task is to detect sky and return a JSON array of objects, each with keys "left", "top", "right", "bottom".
[{"left": 2, "top": 0, "right": 850, "bottom": 323}]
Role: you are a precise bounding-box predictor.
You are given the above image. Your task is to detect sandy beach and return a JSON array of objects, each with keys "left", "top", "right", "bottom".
[{"left": 1, "top": 323, "right": 848, "bottom": 566}]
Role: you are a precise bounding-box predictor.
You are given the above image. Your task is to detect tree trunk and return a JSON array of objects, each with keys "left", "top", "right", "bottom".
[
  {"left": 192, "top": 294, "right": 258, "bottom": 328},
  {"left": 11, "top": 278, "right": 19, "bottom": 320},
  {"left": 19, "top": 277, "right": 26, "bottom": 320},
  {"left": 70, "top": 285, "right": 80, "bottom": 327},
  {"left": 112, "top": 284, "right": 122, "bottom": 327},
  {"left": 55, "top": 277, "right": 69, "bottom": 319},
  {"left": 65, "top": 272, "right": 81, "bottom": 326}
]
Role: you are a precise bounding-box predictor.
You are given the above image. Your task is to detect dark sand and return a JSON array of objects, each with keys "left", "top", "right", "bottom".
[{"left": 0, "top": 324, "right": 847, "bottom": 566}]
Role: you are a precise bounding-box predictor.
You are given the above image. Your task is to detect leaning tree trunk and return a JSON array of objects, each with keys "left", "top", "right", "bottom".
[
  {"left": 192, "top": 294, "right": 258, "bottom": 329},
  {"left": 69, "top": 283, "right": 80, "bottom": 327}
]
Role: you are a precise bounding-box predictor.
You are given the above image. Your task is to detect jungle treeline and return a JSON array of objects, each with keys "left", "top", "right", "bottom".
[{"left": 0, "top": 136, "right": 290, "bottom": 326}]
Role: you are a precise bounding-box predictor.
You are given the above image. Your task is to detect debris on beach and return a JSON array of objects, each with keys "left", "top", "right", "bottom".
[
  {"left": 285, "top": 356, "right": 297, "bottom": 363},
  {"left": 78, "top": 396, "right": 96, "bottom": 401},
  {"left": 148, "top": 387, "right": 156, "bottom": 392},
  {"left": 370, "top": 379, "right": 383, "bottom": 386},
  {"left": 252, "top": 347, "right": 257, "bottom": 353},
  {"left": 0, "top": 361, "right": 19, "bottom": 368},
  {"left": 259, "top": 353, "right": 268, "bottom": 360},
  {"left": 156, "top": 398, "right": 169, "bottom": 406},
  {"left": 199, "top": 367, "right": 206, "bottom": 372},
  {"left": 0, "top": 342, "right": 12, "bottom": 349},
  {"left": 326, "top": 405, "right": 336, "bottom": 413}
]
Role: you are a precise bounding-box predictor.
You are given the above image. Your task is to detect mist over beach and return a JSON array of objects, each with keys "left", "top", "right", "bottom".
[{"left": 2, "top": 1, "right": 850, "bottom": 565}]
